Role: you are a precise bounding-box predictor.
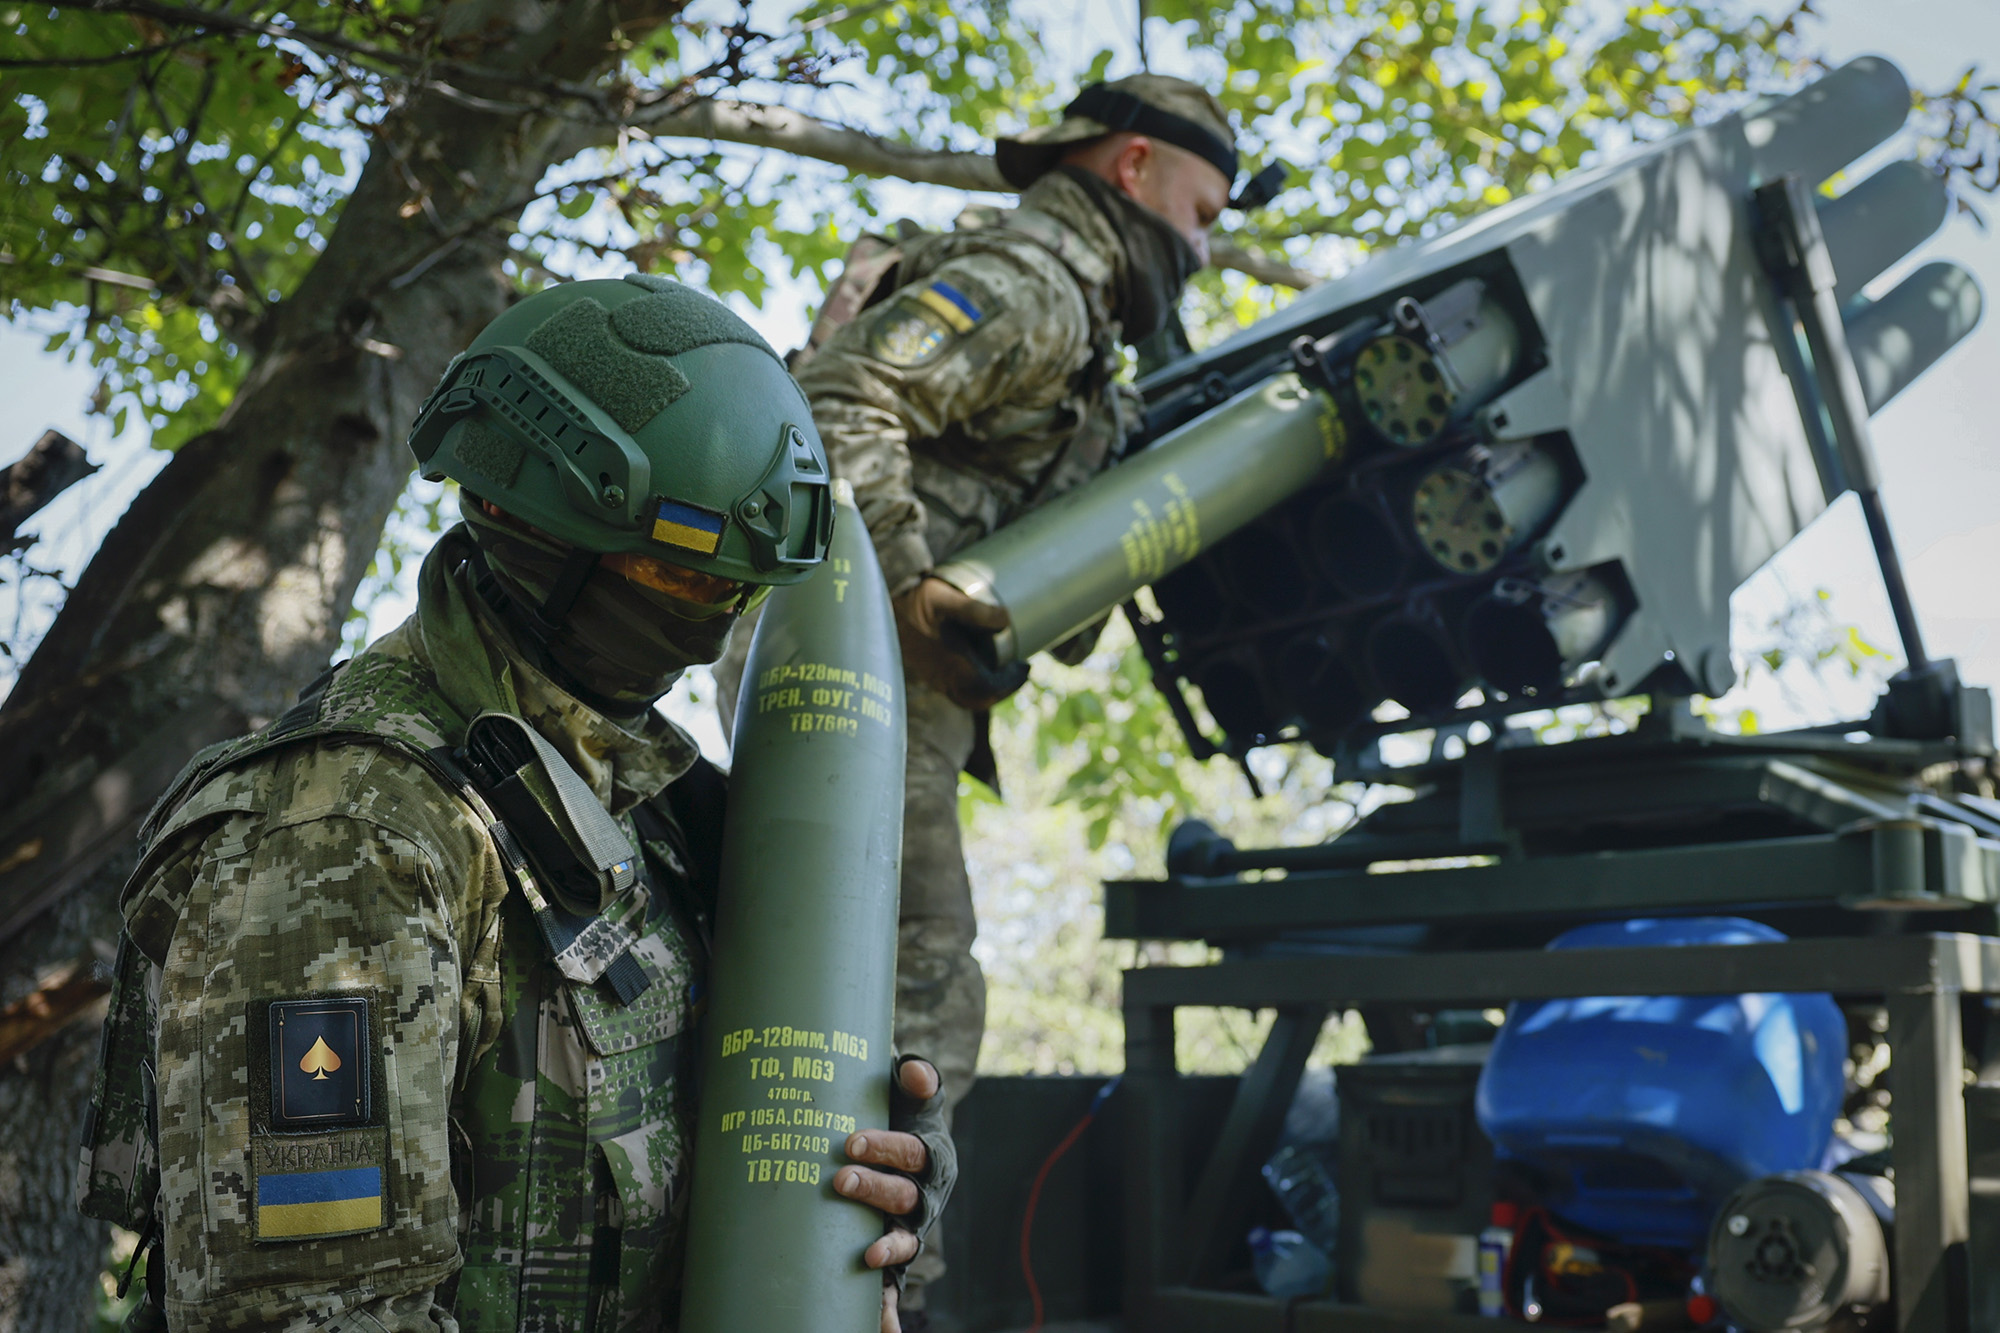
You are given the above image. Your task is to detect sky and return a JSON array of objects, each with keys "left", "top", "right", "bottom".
[{"left": 1, "top": 0, "right": 1996, "bottom": 750}]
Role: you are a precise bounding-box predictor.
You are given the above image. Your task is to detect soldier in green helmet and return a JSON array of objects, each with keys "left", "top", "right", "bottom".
[
  {"left": 712, "top": 73, "right": 1263, "bottom": 1322},
  {"left": 78, "top": 274, "right": 954, "bottom": 1333}
]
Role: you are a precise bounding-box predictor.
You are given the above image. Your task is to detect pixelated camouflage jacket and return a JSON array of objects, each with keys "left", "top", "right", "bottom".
[
  {"left": 793, "top": 168, "right": 1141, "bottom": 598},
  {"left": 82, "top": 526, "right": 714, "bottom": 1333}
]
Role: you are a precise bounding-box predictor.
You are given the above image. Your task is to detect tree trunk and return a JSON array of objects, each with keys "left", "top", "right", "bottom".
[{"left": 0, "top": 3, "right": 678, "bottom": 1323}]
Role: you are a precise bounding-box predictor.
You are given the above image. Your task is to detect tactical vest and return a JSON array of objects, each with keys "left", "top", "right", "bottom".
[{"left": 80, "top": 646, "right": 722, "bottom": 1333}]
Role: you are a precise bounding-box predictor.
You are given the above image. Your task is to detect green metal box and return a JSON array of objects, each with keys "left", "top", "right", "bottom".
[{"left": 1335, "top": 1046, "right": 1495, "bottom": 1316}]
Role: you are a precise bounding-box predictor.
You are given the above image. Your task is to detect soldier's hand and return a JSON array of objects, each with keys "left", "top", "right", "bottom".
[
  {"left": 835, "top": 1057, "right": 956, "bottom": 1333},
  {"left": 895, "top": 577, "right": 1005, "bottom": 642},
  {"left": 835, "top": 1058, "right": 936, "bottom": 1262},
  {"left": 893, "top": 577, "right": 1029, "bottom": 710}
]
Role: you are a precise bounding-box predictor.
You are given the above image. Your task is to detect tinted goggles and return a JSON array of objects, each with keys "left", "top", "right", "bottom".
[{"left": 602, "top": 550, "right": 771, "bottom": 615}]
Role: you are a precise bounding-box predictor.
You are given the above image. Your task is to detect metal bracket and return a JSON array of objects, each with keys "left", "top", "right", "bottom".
[{"left": 1121, "top": 599, "right": 1224, "bottom": 762}]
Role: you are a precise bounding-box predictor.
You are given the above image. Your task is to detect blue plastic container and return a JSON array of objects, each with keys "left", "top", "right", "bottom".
[{"left": 1475, "top": 917, "right": 1846, "bottom": 1249}]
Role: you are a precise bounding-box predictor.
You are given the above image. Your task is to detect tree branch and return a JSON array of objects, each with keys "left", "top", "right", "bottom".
[
  {"left": 635, "top": 99, "right": 1324, "bottom": 288},
  {"left": 228, "top": 104, "right": 309, "bottom": 234},
  {"left": 635, "top": 96, "right": 1006, "bottom": 189},
  {"left": 0, "top": 254, "right": 154, "bottom": 290},
  {"left": 1211, "top": 239, "right": 1322, "bottom": 290},
  {"left": 47, "top": 0, "right": 619, "bottom": 108},
  {"left": 41, "top": 4, "right": 1323, "bottom": 289},
  {"left": 2, "top": 432, "right": 98, "bottom": 551},
  {"left": 0, "top": 31, "right": 207, "bottom": 66}
]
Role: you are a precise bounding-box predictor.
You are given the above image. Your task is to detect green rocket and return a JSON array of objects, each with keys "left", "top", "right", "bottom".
[
  {"left": 680, "top": 479, "right": 906, "bottom": 1333},
  {"left": 931, "top": 371, "right": 1347, "bottom": 666}
]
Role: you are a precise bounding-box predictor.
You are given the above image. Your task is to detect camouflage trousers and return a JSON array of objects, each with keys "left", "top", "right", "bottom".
[{"left": 714, "top": 614, "right": 986, "bottom": 1307}]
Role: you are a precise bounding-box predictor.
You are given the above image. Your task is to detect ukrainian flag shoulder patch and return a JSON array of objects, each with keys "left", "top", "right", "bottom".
[
  {"left": 871, "top": 279, "right": 990, "bottom": 368},
  {"left": 653, "top": 499, "right": 726, "bottom": 555},
  {"left": 251, "top": 1127, "right": 390, "bottom": 1243},
  {"left": 915, "top": 281, "right": 983, "bottom": 334},
  {"left": 256, "top": 1166, "right": 384, "bottom": 1240}
]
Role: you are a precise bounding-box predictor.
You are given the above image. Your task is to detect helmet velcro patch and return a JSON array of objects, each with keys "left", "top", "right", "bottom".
[
  {"left": 455, "top": 420, "right": 525, "bottom": 488},
  {"left": 525, "top": 298, "right": 691, "bottom": 433},
  {"left": 613, "top": 280, "right": 778, "bottom": 360}
]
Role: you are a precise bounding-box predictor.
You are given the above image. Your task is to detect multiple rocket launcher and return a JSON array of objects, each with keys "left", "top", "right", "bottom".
[{"left": 937, "top": 57, "right": 1983, "bottom": 756}]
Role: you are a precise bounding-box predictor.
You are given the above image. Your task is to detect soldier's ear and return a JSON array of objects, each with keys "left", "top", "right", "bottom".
[{"left": 1113, "top": 134, "right": 1156, "bottom": 197}]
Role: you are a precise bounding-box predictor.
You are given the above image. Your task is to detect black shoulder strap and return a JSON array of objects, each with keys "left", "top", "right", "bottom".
[{"left": 633, "top": 753, "right": 728, "bottom": 934}]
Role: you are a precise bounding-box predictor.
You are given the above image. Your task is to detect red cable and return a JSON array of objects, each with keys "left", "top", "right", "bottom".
[
  {"left": 1019, "top": 1111, "right": 1097, "bottom": 1333},
  {"left": 1019, "top": 1076, "right": 1120, "bottom": 1333}
]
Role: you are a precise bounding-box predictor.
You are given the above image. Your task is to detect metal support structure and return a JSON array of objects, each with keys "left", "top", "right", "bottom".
[
  {"left": 1113, "top": 826, "right": 2000, "bottom": 942},
  {"left": 1756, "top": 172, "right": 1931, "bottom": 671},
  {"left": 1178, "top": 1005, "right": 1331, "bottom": 1283},
  {"left": 1123, "top": 935, "right": 1993, "bottom": 1333},
  {"left": 1124, "top": 1000, "right": 1183, "bottom": 1329},
  {"left": 1967, "top": 1082, "right": 2000, "bottom": 1329},
  {"left": 1120, "top": 732, "right": 2000, "bottom": 944},
  {"left": 1140, "top": 1287, "right": 1495, "bottom": 1332},
  {"left": 1889, "top": 989, "right": 1972, "bottom": 1333}
]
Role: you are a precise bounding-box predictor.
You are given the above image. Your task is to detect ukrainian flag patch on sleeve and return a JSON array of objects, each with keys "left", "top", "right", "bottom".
[
  {"left": 915, "top": 281, "right": 983, "bottom": 334},
  {"left": 249, "top": 1127, "right": 390, "bottom": 1243},
  {"left": 653, "top": 499, "right": 726, "bottom": 554},
  {"left": 870, "top": 275, "right": 993, "bottom": 368},
  {"left": 256, "top": 1164, "right": 385, "bottom": 1240}
]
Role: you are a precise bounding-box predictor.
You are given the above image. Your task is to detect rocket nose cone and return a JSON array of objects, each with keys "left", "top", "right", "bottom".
[{"left": 728, "top": 476, "right": 904, "bottom": 756}]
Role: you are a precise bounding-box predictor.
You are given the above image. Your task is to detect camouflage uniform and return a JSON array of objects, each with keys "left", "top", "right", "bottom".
[{"left": 86, "top": 529, "right": 783, "bottom": 1331}]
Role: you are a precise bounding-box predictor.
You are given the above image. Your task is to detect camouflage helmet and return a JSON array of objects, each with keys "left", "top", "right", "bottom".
[
  {"left": 995, "top": 74, "right": 1238, "bottom": 192},
  {"left": 409, "top": 274, "right": 833, "bottom": 586}
]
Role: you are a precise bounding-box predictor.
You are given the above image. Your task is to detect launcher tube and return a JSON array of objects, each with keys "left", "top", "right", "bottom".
[{"left": 1848, "top": 261, "right": 1984, "bottom": 414}]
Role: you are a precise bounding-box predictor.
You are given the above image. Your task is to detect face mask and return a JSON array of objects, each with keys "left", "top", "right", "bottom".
[
  {"left": 463, "top": 505, "right": 736, "bottom": 714},
  {"left": 1059, "top": 165, "right": 1203, "bottom": 342}
]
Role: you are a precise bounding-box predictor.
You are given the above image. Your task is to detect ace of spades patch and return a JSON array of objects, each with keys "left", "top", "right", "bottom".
[{"left": 268, "top": 996, "right": 371, "bottom": 1130}]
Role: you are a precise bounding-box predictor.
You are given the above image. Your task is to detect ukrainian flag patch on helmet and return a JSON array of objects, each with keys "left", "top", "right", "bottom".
[{"left": 654, "top": 499, "right": 726, "bottom": 554}]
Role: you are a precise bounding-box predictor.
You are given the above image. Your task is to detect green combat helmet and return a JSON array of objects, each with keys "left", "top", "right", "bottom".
[{"left": 409, "top": 273, "right": 833, "bottom": 587}]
